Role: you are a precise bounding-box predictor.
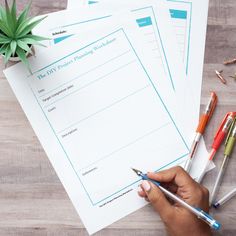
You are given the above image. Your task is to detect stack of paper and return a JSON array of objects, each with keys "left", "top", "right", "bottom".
[{"left": 3, "top": 0, "right": 212, "bottom": 234}]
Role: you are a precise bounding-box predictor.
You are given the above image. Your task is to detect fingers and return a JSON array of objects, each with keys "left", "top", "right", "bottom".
[
  {"left": 141, "top": 180, "right": 173, "bottom": 222},
  {"left": 147, "top": 166, "right": 195, "bottom": 187}
]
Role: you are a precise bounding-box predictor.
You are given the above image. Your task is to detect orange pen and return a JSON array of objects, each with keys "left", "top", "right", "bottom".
[
  {"left": 197, "top": 112, "right": 236, "bottom": 183},
  {"left": 184, "top": 92, "right": 218, "bottom": 173}
]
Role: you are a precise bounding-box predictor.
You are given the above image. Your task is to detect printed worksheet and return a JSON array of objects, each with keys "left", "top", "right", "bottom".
[
  {"left": 36, "top": 0, "right": 213, "bottom": 176},
  {"left": 67, "top": 0, "right": 209, "bottom": 114},
  {"left": 4, "top": 17, "right": 190, "bottom": 234},
  {"left": 65, "top": 0, "right": 213, "bottom": 176}
]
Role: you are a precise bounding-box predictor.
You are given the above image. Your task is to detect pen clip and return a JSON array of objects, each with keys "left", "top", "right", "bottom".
[
  {"left": 207, "top": 92, "right": 217, "bottom": 120},
  {"left": 214, "top": 112, "right": 236, "bottom": 140},
  {"left": 225, "top": 117, "right": 236, "bottom": 145}
]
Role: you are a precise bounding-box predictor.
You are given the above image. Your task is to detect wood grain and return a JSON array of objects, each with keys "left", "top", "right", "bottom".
[{"left": 0, "top": 0, "right": 236, "bottom": 235}]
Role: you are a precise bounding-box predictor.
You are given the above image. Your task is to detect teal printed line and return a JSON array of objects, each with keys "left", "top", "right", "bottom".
[
  {"left": 88, "top": 0, "right": 99, "bottom": 4},
  {"left": 44, "top": 60, "right": 137, "bottom": 109},
  {"left": 121, "top": 28, "right": 188, "bottom": 150},
  {"left": 169, "top": 9, "right": 187, "bottom": 19},
  {"left": 131, "top": 6, "right": 175, "bottom": 90},
  {"left": 94, "top": 152, "right": 188, "bottom": 205},
  {"left": 33, "top": 29, "right": 122, "bottom": 74},
  {"left": 88, "top": 0, "right": 98, "bottom": 4},
  {"left": 28, "top": 85, "right": 94, "bottom": 205},
  {"left": 186, "top": 2, "right": 192, "bottom": 74},
  {"left": 39, "top": 50, "right": 131, "bottom": 98},
  {"left": 150, "top": 7, "right": 175, "bottom": 90},
  {"left": 29, "top": 29, "right": 189, "bottom": 206},
  {"left": 54, "top": 34, "right": 74, "bottom": 44},
  {"left": 136, "top": 16, "right": 153, "bottom": 27},
  {"left": 80, "top": 122, "right": 171, "bottom": 172},
  {"left": 60, "top": 15, "right": 112, "bottom": 29},
  {"left": 167, "top": 0, "right": 192, "bottom": 74}
]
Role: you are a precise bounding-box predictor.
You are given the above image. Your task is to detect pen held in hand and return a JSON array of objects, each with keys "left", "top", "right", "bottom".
[{"left": 132, "top": 168, "right": 221, "bottom": 230}]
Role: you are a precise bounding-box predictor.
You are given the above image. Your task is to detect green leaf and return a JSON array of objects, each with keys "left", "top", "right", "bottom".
[
  {"left": 0, "top": 33, "right": 10, "bottom": 39},
  {"left": 4, "top": 0, "right": 14, "bottom": 37},
  {"left": 0, "top": 19, "right": 12, "bottom": 37},
  {"left": 11, "top": 0, "right": 17, "bottom": 30},
  {"left": 20, "top": 37, "right": 46, "bottom": 47},
  {"left": 0, "top": 5, "right": 6, "bottom": 21},
  {"left": 10, "top": 40, "right": 17, "bottom": 55},
  {"left": 3, "top": 44, "right": 12, "bottom": 64},
  {"left": 0, "top": 44, "right": 8, "bottom": 54},
  {"left": 17, "top": 39, "right": 33, "bottom": 54},
  {"left": 16, "top": 16, "right": 47, "bottom": 38},
  {"left": 0, "top": 36, "right": 11, "bottom": 43},
  {"left": 22, "top": 34, "right": 50, "bottom": 41},
  {"left": 16, "top": 1, "right": 32, "bottom": 27},
  {"left": 16, "top": 47, "right": 31, "bottom": 73}
]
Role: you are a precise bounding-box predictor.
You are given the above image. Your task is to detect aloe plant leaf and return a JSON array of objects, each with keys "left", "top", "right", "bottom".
[
  {"left": 20, "top": 37, "right": 46, "bottom": 47},
  {"left": 16, "top": 1, "right": 32, "bottom": 28},
  {"left": 0, "top": 5, "right": 6, "bottom": 20},
  {"left": 16, "top": 16, "right": 47, "bottom": 38},
  {"left": 22, "top": 34, "right": 50, "bottom": 41},
  {"left": 10, "top": 40, "right": 17, "bottom": 55},
  {"left": 11, "top": 0, "right": 17, "bottom": 30},
  {"left": 0, "top": 36, "right": 11, "bottom": 43},
  {"left": 0, "top": 44, "right": 8, "bottom": 54},
  {"left": 0, "top": 33, "right": 10, "bottom": 39},
  {"left": 3, "top": 44, "right": 12, "bottom": 64},
  {"left": 0, "top": 19, "right": 12, "bottom": 37},
  {"left": 4, "top": 0, "right": 14, "bottom": 36},
  {"left": 16, "top": 47, "right": 31, "bottom": 73},
  {"left": 17, "top": 39, "right": 33, "bottom": 54}
]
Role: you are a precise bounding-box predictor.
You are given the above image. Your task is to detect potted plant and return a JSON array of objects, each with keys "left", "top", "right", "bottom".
[{"left": 0, "top": 0, "right": 48, "bottom": 71}]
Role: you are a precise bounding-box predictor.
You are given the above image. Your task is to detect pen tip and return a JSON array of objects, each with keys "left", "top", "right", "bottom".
[{"left": 131, "top": 168, "right": 142, "bottom": 176}]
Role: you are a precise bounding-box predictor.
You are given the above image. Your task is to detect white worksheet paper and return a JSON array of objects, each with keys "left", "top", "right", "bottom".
[
  {"left": 35, "top": 0, "right": 213, "bottom": 176},
  {"left": 68, "top": 0, "right": 209, "bottom": 114},
  {"left": 4, "top": 19, "right": 191, "bottom": 234},
  {"left": 66, "top": 0, "right": 213, "bottom": 175}
]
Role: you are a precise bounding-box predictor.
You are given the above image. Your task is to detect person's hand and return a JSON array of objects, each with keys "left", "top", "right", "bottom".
[{"left": 138, "top": 166, "right": 212, "bottom": 236}]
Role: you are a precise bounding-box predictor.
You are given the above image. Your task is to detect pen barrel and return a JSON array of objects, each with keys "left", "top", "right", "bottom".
[
  {"left": 196, "top": 114, "right": 209, "bottom": 133},
  {"left": 149, "top": 179, "right": 221, "bottom": 230},
  {"left": 210, "top": 156, "right": 230, "bottom": 205},
  {"left": 216, "top": 188, "right": 236, "bottom": 207},
  {"left": 212, "top": 131, "right": 225, "bottom": 150},
  {"left": 184, "top": 158, "right": 192, "bottom": 173},
  {"left": 224, "top": 137, "right": 236, "bottom": 156}
]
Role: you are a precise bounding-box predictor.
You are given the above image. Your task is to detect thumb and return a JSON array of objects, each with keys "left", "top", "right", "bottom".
[{"left": 141, "top": 180, "right": 173, "bottom": 221}]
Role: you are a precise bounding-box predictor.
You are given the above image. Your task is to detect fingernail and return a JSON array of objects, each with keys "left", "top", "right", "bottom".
[
  {"left": 142, "top": 180, "right": 151, "bottom": 192},
  {"left": 137, "top": 186, "right": 143, "bottom": 192}
]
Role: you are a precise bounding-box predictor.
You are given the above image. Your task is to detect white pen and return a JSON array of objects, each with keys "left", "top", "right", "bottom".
[{"left": 213, "top": 188, "right": 236, "bottom": 208}]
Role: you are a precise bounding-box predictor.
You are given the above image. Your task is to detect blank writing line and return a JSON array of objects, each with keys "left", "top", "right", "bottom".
[
  {"left": 39, "top": 50, "right": 132, "bottom": 99},
  {"left": 57, "top": 85, "right": 151, "bottom": 134},
  {"left": 79, "top": 122, "right": 171, "bottom": 172},
  {"left": 44, "top": 60, "right": 137, "bottom": 109}
]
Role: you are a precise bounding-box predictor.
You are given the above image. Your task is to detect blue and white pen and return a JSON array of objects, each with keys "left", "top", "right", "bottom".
[{"left": 132, "top": 168, "right": 221, "bottom": 230}]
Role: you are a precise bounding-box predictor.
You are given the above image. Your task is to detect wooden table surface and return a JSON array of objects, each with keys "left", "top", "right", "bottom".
[{"left": 0, "top": 0, "right": 236, "bottom": 235}]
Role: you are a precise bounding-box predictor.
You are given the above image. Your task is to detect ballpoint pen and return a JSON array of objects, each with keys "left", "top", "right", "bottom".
[
  {"left": 184, "top": 92, "right": 217, "bottom": 173},
  {"left": 210, "top": 117, "right": 236, "bottom": 205},
  {"left": 213, "top": 188, "right": 236, "bottom": 208},
  {"left": 132, "top": 168, "right": 221, "bottom": 230},
  {"left": 197, "top": 112, "right": 236, "bottom": 183}
]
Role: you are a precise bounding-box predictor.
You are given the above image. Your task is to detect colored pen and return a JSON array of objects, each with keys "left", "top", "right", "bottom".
[
  {"left": 197, "top": 112, "right": 236, "bottom": 183},
  {"left": 213, "top": 188, "right": 236, "bottom": 208},
  {"left": 184, "top": 92, "right": 217, "bottom": 173},
  {"left": 210, "top": 117, "right": 236, "bottom": 205},
  {"left": 132, "top": 168, "right": 221, "bottom": 230}
]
